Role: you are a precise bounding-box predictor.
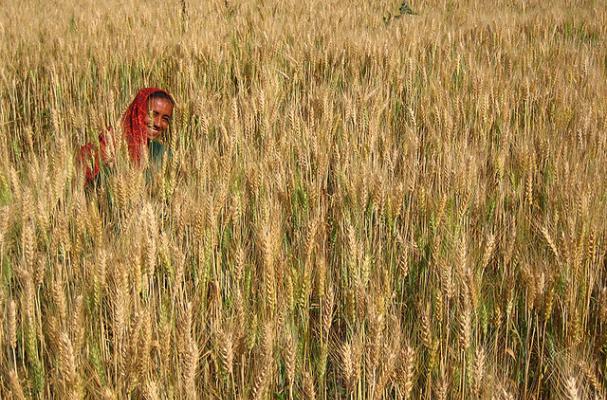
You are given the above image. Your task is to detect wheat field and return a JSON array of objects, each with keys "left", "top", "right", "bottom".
[{"left": 1, "top": 0, "right": 606, "bottom": 398}]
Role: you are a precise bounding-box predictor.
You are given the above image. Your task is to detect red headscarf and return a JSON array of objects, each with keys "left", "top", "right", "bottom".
[
  {"left": 122, "top": 87, "right": 174, "bottom": 165},
  {"left": 77, "top": 87, "right": 174, "bottom": 186}
]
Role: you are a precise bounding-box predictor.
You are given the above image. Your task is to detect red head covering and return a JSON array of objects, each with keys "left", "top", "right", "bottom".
[
  {"left": 77, "top": 87, "right": 174, "bottom": 186},
  {"left": 122, "top": 87, "right": 174, "bottom": 165}
]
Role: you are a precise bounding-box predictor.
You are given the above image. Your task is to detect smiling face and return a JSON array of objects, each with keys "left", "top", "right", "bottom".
[{"left": 144, "top": 97, "right": 174, "bottom": 140}]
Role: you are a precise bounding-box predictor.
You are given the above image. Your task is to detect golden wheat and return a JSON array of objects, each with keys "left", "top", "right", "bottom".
[{"left": 1, "top": 0, "right": 606, "bottom": 398}]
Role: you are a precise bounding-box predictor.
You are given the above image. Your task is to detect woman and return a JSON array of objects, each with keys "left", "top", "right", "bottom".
[{"left": 78, "top": 87, "right": 175, "bottom": 187}]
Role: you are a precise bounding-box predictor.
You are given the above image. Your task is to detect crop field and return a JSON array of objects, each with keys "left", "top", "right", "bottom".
[{"left": 1, "top": 0, "right": 606, "bottom": 398}]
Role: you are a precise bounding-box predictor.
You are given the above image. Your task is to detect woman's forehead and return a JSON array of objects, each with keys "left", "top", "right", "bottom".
[{"left": 149, "top": 97, "right": 174, "bottom": 114}]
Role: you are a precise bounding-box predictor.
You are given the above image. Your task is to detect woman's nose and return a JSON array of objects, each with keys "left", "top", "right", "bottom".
[{"left": 155, "top": 116, "right": 168, "bottom": 131}]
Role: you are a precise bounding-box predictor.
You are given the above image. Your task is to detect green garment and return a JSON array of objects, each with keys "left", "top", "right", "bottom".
[
  {"left": 148, "top": 140, "right": 167, "bottom": 165},
  {"left": 86, "top": 140, "right": 170, "bottom": 194},
  {"left": 145, "top": 140, "right": 170, "bottom": 182},
  {"left": 84, "top": 140, "right": 170, "bottom": 227}
]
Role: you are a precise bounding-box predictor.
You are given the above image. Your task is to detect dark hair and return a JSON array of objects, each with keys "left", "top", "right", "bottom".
[{"left": 149, "top": 90, "right": 175, "bottom": 105}]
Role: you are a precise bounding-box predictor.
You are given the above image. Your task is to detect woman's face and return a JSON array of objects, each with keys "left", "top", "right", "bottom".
[{"left": 145, "top": 97, "right": 174, "bottom": 140}]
